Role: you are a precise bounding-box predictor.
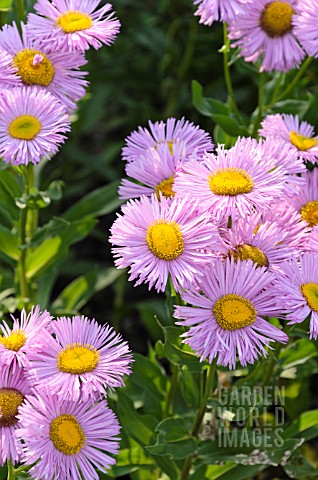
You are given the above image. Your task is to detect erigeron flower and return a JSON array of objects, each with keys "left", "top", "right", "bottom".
[
  {"left": 27, "top": 0, "right": 120, "bottom": 52},
  {"left": 110, "top": 194, "right": 223, "bottom": 292},
  {"left": 28, "top": 315, "right": 132, "bottom": 401},
  {"left": 274, "top": 253, "right": 318, "bottom": 339},
  {"left": 17, "top": 393, "right": 120, "bottom": 480},
  {"left": 193, "top": 0, "right": 251, "bottom": 26},
  {"left": 122, "top": 117, "right": 214, "bottom": 163},
  {"left": 228, "top": 0, "right": 305, "bottom": 72},
  {"left": 0, "top": 366, "right": 32, "bottom": 466},
  {"left": 0, "top": 86, "right": 70, "bottom": 165},
  {"left": 174, "top": 258, "right": 288, "bottom": 369},
  {"left": 119, "top": 142, "right": 185, "bottom": 200},
  {"left": 0, "top": 306, "right": 52, "bottom": 372},
  {"left": 289, "top": 168, "right": 318, "bottom": 228},
  {"left": 0, "top": 22, "right": 88, "bottom": 110},
  {"left": 173, "top": 138, "right": 285, "bottom": 221},
  {"left": 293, "top": 0, "right": 318, "bottom": 58},
  {"left": 260, "top": 113, "right": 318, "bottom": 163}
]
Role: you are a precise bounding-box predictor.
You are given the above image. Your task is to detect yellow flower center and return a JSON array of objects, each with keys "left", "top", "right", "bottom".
[
  {"left": 213, "top": 293, "right": 257, "bottom": 330},
  {"left": 260, "top": 1, "right": 294, "bottom": 37},
  {"left": 13, "top": 49, "right": 55, "bottom": 86},
  {"left": 209, "top": 168, "right": 254, "bottom": 196},
  {"left": 50, "top": 414, "right": 85, "bottom": 455},
  {"left": 301, "top": 283, "right": 318, "bottom": 312},
  {"left": 9, "top": 115, "right": 41, "bottom": 140},
  {"left": 155, "top": 175, "right": 175, "bottom": 199},
  {"left": 300, "top": 201, "right": 318, "bottom": 227},
  {"left": 146, "top": 220, "right": 184, "bottom": 260},
  {"left": 56, "top": 10, "right": 93, "bottom": 33},
  {"left": 0, "top": 330, "right": 27, "bottom": 351},
  {"left": 0, "top": 388, "right": 24, "bottom": 427},
  {"left": 57, "top": 343, "right": 100, "bottom": 374},
  {"left": 289, "top": 131, "right": 318, "bottom": 151},
  {"left": 230, "top": 244, "right": 269, "bottom": 268}
]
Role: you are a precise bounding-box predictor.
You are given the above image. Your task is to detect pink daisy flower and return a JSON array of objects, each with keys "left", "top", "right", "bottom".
[
  {"left": 122, "top": 117, "right": 214, "bottom": 163},
  {"left": 193, "top": 0, "right": 250, "bottom": 26},
  {"left": 293, "top": 0, "right": 318, "bottom": 57},
  {"left": 305, "top": 226, "right": 318, "bottom": 253},
  {"left": 29, "top": 315, "right": 132, "bottom": 401},
  {"left": 174, "top": 258, "right": 288, "bottom": 369},
  {"left": 220, "top": 213, "right": 295, "bottom": 271},
  {"left": 119, "top": 142, "right": 186, "bottom": 200},
  {"left": 0, "top": 306, "right": 52, "bottom": 373},
  {"left": 289, "top": 168, "right": 318, "bottom": 228},
  {"left": 0, "top": 49, "right": 20, "bottom": 87},
  {"left": 228, "top": 0, "right": 305, "bottom": 72},
  {"left": 274, "top": 253, "right": 318, "bottom": 339},
  {"left": 0, "top": 87, "right": 70, "bottom": 165},
  {"left": 260, "top": 113, "right": 318, "bottom": 163},
  {"left": 262, "top": 201, "right": 311, "bottom": 253},
  {"left": 173, "top": 138, "right": 285, "bottom": 221},
  {"left": 0, "top": 22, "right": 88, "bottom": 110},
  {"left": 110, "top": 194, "right": 223, "bottom": 292},
  {"left": 17, "top": 393, "right": 120, "bottom": 480},
  {"left": 27, "top": 0, "right": 120, "bottom": 53},
  {"left": 0, "top": 366, "right": 32, "bottom": 466}
]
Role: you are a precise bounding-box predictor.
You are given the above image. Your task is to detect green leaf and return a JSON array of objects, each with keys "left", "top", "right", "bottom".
[
  {"left": 25, "top": 236, "right": 62, "bottom": 279},
  {"left": 192, "top": 80, "right": 230, "bottom": 117},
  {"left": 106, "top": 447, "right": 154, "bottom": 478},
  {"left": 283, "top": 409, "right": 318, "bottom": 442},
  {"left": 52, "top": 266, "right": 123, "bottom": 311},
  {"left": 211, "top": 114, "right": 246, "bottom": 136},
  {"left": 63, "top": 180, "right": 121, "bottom": 221},
  {"left": 147, "top": 416, "right": 197, "bottom": 460},
  {"left": 0, "top": 0, "right": 12, "bottom": 10},
  {"left": 156, "top": 321, "right": 205, "bottom": 373},
  {"left": 0, "top": 225, "right": 19, "bottom": 260}
]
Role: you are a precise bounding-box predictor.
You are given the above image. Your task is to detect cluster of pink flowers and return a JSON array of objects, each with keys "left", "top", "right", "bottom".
[
  {"left": 0, "top": 0, "right": 120, "bottom": 165},
  {"left": 110, "top": 114, "right": 318, "bottom": 369},
  {"left": 0, "top": 306, "right": 132, "bottom": 478},
  {"left": 192, "top": 0, "right": 318, "bottom": 72}
]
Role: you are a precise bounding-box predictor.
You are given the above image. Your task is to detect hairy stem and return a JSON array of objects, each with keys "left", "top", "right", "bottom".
[
  {"left": 222, "top": 23, "right": 242, "bottom": 121},
  {"left": 180, "top": 361, "right": 217, "bottom": 480}
]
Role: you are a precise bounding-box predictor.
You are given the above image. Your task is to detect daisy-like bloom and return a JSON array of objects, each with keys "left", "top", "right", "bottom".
[
  {"left": 293, "top": 0, "right": 318, "bottom": 58},
  {"left": 119, "top": 142, "right": 186, "bottom": 200},
  {"left": 27, "top": 0, "right": 120, "bottom": 53},
  {"left": 0, "top": 306, "right": 52, "bottom": 373},
  {"left": 262, "top": 201, "right": 311, "bottom": 253},
  {"left": 0, "top": 49, "right": 20, "bottom": 87},
  {"left": 0, "top": 87, "right": 70, "bottom": 165},
  {"left": 174, "top": 258, "right": 288, "bottom": 369},
  {"left": 220, "top": 213, "right": 294, "bottom": 271},
  {"left": 173, "top": 138, "right": 285, "bottom": 222},
  {"left": 29, "top": 315, "right": 132, "bottom": 401},
  {"left": 260, "top": 114, "right": 318, "bottom": 163},
  {"left": 193, "top": 0, "right": 250, "bottom": 26},
  {"left": 306, "top": 226, "right": 318, "bottom": 253},
  {"left": 0, "top": 22, "right": 88, "bottom": 111},
  {"left": 228, "top": 0, "right": 305, "bottom": 72},
  {"left": 289, "top": 168, "right": 318, "bottom": 228},
  {"left": 274, "top": 253, "right": 318, "bottom": 339},
  {"left": 17, "top": 393, "right": 120, "bottom": 480},
  {"left": 122, "top": 117, "right": 214, "bottom": 163},
  {"left": 0, "top": 366, "right": 32, "bottom": 466},
  {"left": 110, "top": 194, "right": 223, "bottom": 292}
]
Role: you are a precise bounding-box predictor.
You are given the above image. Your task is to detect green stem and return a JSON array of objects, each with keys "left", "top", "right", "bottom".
[
  {"left": 222, "top": 23, "right": 242, "bottom": 121},
  {"left": 15, "top": 0, "right": 25, "bottom": 23},
  {"left": 180, "top": 361, "right": 217, "bottom": 480},
  {"left": 266, "top": 56, "right": 313, "bottom": 109},
  {"left": 261, "top": 325, "right": 293, "bottom": 387},
  {"left": 18, "top": 206, "right": 28, "bottom": 302},
  {"left": 233, "top": 358, "right": 267, "bottom": 390},
  {"left": 7, "top": 460, "right": 15, "bottom": 480}
]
